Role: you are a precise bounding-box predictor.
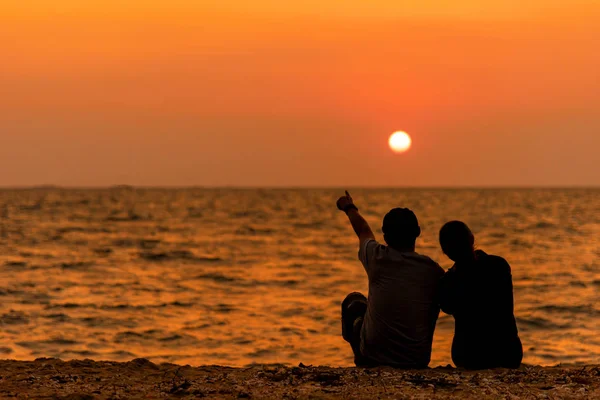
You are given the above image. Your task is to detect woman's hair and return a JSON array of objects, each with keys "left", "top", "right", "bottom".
[{"left": 439, "top": 220, "right": 475, "bottom": 262}]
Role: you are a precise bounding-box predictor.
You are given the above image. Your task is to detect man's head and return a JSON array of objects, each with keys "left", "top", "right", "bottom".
[
  {"left": 439, "top": 221, "right": 475, "bottom": 262},
  {"left": 382, "top": 208, "right": 421, "bottom": 250}
]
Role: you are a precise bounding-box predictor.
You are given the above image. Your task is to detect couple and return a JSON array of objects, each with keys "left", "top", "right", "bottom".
[{"left": 337, "top": 191, "right": 523, "bottom": 369}]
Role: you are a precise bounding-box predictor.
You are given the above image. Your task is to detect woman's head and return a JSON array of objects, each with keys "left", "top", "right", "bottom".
[{"left": 439, "top": 221, "right": 475, "bottom": 262}]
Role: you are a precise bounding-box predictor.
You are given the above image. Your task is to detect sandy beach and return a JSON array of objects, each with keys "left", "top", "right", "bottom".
[{"left": 0, "top": 358, "right": 598, "bottom": 399}]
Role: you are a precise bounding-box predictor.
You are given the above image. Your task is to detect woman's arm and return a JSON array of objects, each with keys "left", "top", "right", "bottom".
[{"left": 439, "top": 268, "right": 457, "bottom": 315}]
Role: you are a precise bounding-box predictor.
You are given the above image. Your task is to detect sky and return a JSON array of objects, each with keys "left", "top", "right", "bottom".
[{"left": 1, "top": 1, "right": 600, "bottom": 187}]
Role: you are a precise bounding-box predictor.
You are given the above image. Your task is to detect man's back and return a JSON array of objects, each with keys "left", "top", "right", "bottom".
[{"left": 359, "top": 239, "right": 445, "bottom": 368}]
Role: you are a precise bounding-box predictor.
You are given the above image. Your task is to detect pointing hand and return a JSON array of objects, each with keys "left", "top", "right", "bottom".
[{"left": 337, "top": 191, "right": 358, "bottom": 213}]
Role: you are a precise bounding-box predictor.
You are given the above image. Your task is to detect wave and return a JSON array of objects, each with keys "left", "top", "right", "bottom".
[
  {"left": 58, "top": 261, "right": 95, "bottom": 269},
  {"left": 57, "top": 350, "right": 100, "bottom": 358},
  {"left": 16, "top": 338, "right": 80, "bottom": 349},
  {"left": 509, "top": 239, "right": 534, "bottom": 248},
  {"left": 4, "top": 260, "right": 28, "bottom": 268},
  {"left": 0, "top": 311, "right": 29, "bottom": 325},
  {"left": 45, "top": 301, "right": 195, "bottom": 310},
  {"left": 195, "top": 273, "right": 238, "bottom": 283},
  {"left": 235, "top": 226, "right": 276, "bottom": 235},
  {"left": 193, "top": 274, "right": 300, "bottom": 289},
  {"left": 139, "top": 250, "right": 223, "bottom": 263},
  {"left": 529, "top": 221, "right": 556, "bottom": 230},
  {"left": 516, "top": 317, "right": 570, "bottom": 331},
  {"left": 537, "top": 305, "right": 600, "bottom": 316}
]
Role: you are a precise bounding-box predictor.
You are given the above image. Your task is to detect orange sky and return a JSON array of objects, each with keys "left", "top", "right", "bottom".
[{"left": 2, "top": 1, "right": 599, "bottom": 186}]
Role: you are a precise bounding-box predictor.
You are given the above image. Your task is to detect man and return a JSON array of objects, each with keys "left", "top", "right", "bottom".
[
  {"left": 337, "top": 191, "right": 445, "bottom": 368},
  {"left": 438, "top": 221, "right": 523, "bottom": 369}
]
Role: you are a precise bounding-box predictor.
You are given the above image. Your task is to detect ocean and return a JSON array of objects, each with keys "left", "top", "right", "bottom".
[{"left": 0, "top": 188, "right": 598, "bottom": 367}]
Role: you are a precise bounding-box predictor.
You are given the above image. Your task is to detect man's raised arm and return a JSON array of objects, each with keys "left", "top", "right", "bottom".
[{"left": 336, "top": 191, "right": 375, "bottom": 245}]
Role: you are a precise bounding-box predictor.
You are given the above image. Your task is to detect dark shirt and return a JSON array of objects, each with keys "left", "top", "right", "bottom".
[{"left": 439, "top": 250, "right": 523, "bottom": 369}]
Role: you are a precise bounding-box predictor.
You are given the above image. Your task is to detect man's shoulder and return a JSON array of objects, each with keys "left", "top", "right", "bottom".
[
  {"left": 408, "top": 252, "right": 445, "bottom": 274},
  {"left": 411, "top": 252, "right": 440, "bottom": 265},
  {"left": 360, "top": 239, "right": 385, "bottom": 257},
  {"left": 366, "top": 244, "right": 443, "bottom": 273}
]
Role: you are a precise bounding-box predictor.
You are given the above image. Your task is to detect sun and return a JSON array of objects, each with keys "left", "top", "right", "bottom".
[{"left": 388, "top": 131, "right": 412, "bottom": 153}]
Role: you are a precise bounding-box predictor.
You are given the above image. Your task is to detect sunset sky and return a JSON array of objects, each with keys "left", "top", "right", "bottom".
[{"left": 2, "top": 1, "right": 599, "bottom": 187}]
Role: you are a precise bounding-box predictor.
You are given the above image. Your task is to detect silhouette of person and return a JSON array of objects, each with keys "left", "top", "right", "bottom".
[
  {"left": 337, "top": 191, "right": 444, "bottom": 368},
  {"left": 439, "top": 221, "right": 523, "bottom": 369}
]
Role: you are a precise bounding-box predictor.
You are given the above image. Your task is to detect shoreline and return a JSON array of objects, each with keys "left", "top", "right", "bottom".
[{"left": 0, "top": 359, "right": 598, "bottom": 399}]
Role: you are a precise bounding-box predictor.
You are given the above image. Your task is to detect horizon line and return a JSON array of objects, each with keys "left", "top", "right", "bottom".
[{"left": 0, "top": 184, "right": 598, "bottom": 190}]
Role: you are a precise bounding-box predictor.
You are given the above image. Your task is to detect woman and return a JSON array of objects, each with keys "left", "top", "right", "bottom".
[{"left": 439, "top": 221, "right": 523, "bottom": 369}]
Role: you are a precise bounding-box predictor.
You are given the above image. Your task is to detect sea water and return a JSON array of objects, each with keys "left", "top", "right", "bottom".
[{"left": 0, "top": 188, "right": 598, "bottom": 366}]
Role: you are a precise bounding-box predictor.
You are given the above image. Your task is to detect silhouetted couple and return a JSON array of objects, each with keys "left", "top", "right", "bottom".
[{"left": 337, "top": 191, "right": 523, "bottom": 369}]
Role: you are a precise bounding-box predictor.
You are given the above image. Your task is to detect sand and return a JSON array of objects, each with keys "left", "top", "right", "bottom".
[{"left": 0, "top": 359, "right": 598, "bottom": 399}]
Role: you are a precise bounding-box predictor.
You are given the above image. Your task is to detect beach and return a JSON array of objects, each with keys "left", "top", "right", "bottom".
[{"left": 0, "top": 358, "right": 598, "bottom": 399}]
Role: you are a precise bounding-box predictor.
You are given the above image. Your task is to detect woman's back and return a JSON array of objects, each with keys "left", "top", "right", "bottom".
[{"left": 440, "top": 250, "right": 523, "bottom": 369}]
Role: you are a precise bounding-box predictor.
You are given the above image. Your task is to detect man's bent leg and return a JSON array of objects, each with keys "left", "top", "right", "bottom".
[
  {"left": 351, "top": 316, "right": 378, "bottom": 367},
  {"left": 341, "top": 292, "right": 368, "bottom": 365},
  {"left": 341, "top": 292, "right": 367, "bottom": 342}
]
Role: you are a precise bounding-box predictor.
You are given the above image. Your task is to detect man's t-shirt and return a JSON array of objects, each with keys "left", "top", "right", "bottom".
[{"left": 358, "top": 239, "right": 445, "bottom": 368}]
